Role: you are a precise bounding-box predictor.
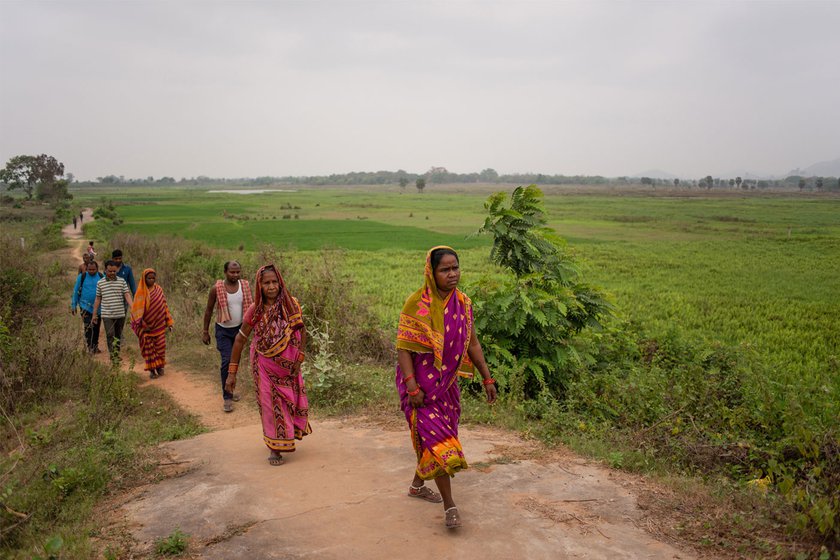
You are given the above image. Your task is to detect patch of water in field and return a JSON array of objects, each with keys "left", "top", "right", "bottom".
[{"left": 206, "top": 189, "right": 298, "bottom": 194}]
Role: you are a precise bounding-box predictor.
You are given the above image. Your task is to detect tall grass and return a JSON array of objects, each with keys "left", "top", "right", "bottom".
[
  {"left": 107, "top": 233, "right": 395, "bottom": 408},
  {"left": 0, "top": 216, "right": 203, "bottom": 559}
]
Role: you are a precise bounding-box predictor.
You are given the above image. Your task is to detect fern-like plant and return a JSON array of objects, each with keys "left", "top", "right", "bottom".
[{"left": 472, "top": 185, "right": 610, "bottom": 399}]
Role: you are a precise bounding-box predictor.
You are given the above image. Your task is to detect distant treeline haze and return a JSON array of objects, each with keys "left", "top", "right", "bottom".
[{"left": 73, "top": 167, "right": 840, "bottom": 191}]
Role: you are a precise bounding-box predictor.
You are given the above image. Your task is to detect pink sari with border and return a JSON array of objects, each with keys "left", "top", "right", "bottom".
[{"left": 244, "top": 264, "right": 312, "bottom": 452}]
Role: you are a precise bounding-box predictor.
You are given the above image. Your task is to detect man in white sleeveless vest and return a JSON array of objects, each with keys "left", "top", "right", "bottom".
[{"left": 202, "top": 261, "right": 254, "bottom": 412}]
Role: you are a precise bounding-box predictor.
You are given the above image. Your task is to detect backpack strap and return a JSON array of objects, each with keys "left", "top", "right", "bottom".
[{"left": 77, "top": 272, "right": 104, "bottom": 298}]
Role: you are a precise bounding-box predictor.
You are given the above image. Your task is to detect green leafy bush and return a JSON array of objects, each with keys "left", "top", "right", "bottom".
[
  {"left": 301, "top": 320, "right": 343, "bottom": 395},
  {"left": 561, "top": 327, "right": 840, "bottom": 545},
  {"left": 92, "top": 199, "right": 123, "bottom": 225},
  {"left": 471, "top": 185, "right": 610, "bottom": 398},
  {"left": 154, "top": 529, "right": 189, "bottom": 556}
]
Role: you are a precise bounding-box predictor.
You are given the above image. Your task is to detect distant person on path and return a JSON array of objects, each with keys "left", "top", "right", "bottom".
[
  {"left": 87, "top": 241, "right": 96, "bottom": 259},
  {"left": 79, "top": 211, "right": 83, "bottom": 223},
  {"left": 92, "top": 260, "right": 133, "bottom": 365},
  {"left": 73, "top": 215, "right": 77, "bottom": 229},
  {"left": 226, "top": 264, "right": 310, "bottom": 465},
  {"left": 111, "top": 249, "right": 136, "bottom": 296},
  {"left": 71, "top": 259, "right": 103, "bottom": 353},
  {"left": 395, "top": 246, "right": 497, "bottom": 530},
  {"left": 202, "top": 261, "right": 253, "bottom": 412},
  {"left": 78, "top": 252, "right": 93, "bottom": 274},
  {"left": 131, "top": 268, "right": 174, "bottom": 379}
]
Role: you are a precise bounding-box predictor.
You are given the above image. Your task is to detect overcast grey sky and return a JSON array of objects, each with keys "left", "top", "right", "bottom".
[{"left": 1, "top": 0, "right": 838, "bottom": 180}]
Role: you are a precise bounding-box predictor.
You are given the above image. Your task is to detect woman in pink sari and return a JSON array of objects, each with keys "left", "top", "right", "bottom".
[
  {"left": 396, "top": 246, "right": 497, "bottom": 529},
  {"left": 226, "top": 264, "right": 311, "bottom": 465}
]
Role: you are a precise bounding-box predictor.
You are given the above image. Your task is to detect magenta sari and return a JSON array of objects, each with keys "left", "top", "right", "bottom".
[
  {"left": 244, "top": 264, "right": 312, "bottom": 452},
  {"left": 396, "top": 247, "right": 475, "bottom": 480}
]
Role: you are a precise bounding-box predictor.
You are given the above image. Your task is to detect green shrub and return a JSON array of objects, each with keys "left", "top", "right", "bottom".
[
  {"left": 0, "top": 269, "right": 38, "bottom": 318},
  {"left": 154, "top": 529, "right": 189, "bottom": 556},
  {"left": 472, "top": 185, "right": 610, "bottom": 398},
  {"left": 561, "top": 327, "right": 839, "bottom": 545}
]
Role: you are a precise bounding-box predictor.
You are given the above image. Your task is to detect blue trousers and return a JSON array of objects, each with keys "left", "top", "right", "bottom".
[{"left": 215, "top": 323, "right": 240, "bottom": 400}]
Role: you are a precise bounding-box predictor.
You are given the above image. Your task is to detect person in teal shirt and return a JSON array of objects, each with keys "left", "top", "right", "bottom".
[{"left": 71, "top": 260, "right": 103, "bottom": 353}]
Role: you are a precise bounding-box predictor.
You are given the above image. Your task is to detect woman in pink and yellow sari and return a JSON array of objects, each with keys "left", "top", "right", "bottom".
[
  {"left": 130, "top": 268, "right": 174, "bottom": 379},
  {"left": 396, "top": 246, "right": 497, "bottom": 529},
  {"left": 226, "top": 264, "right": 311, "bottom": 466}
]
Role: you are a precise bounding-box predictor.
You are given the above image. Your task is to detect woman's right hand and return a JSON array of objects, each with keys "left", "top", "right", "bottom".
[
  {"left": 409, "top": 388, "right": 425, "bottom": 408},
  {"left": 225, "top": 372, "right": 237, "bottom": 393}
]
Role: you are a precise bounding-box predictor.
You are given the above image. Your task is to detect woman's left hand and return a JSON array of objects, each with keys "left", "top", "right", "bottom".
[
  {"left": 409, "top": 388, "right": 425, "bottom": 408},
  {"left": 225, "top": 373, "right": 237, "bottom": 393},
  {"left": 484, "top": 383, "right": 497, "bottom": 405}
]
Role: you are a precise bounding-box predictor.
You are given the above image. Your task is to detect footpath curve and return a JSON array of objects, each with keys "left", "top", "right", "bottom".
[{"left": 64, "top": 215, "right": 695, "bottom": 560}]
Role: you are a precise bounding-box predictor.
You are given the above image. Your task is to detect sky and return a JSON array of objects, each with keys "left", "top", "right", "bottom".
[{"left": 1, "top": 0, "right": 839, "bottom": 181}]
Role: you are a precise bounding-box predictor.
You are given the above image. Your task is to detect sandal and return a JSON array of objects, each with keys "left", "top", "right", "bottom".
[
  {"left": 268, "top": 453, "right": 284, "bottom": 466},
  {"left": 149, "top": 370, "right": 159, "bottom": 379},
  {"left": 408, "top": 485, "right": 443, "bottom": 503},
  {"left": 445, "top": 506, "right": 462, "bottom": 529},
  {"left": 157, "top": 368, "right": 164, "bottom": 377}
]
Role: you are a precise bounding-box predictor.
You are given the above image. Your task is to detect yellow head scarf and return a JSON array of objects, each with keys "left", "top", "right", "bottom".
[{"left": 396, "top": 246, "right": 474, "bottom": 377}]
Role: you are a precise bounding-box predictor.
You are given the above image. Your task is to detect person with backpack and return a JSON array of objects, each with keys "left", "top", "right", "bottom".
[{"left": 71, "top": 259, "right": 103, "bottom": 353}]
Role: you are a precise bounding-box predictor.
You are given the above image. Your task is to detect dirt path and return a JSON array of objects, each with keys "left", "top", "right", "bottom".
[
  {"left": 61, "top": 208, "right": 93, "bottom": 240},
  {"left": 65, "top": 218, "right": 695, "bottom": 559}
]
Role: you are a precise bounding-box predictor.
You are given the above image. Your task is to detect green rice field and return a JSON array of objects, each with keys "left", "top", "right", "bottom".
[
  {"left": 78, "top": 185, "right": 840, "bottom": 418},
  {"left": 71, "top": 184, "right": 840, "bottom": 544}
]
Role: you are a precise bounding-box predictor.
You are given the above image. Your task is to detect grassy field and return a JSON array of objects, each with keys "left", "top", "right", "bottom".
[
  {"left": 0, "top": 206, "right": 204, "bottom": 559},
  {"left": 3, "top": 186, "right": 835, "bottom": 557},
  {"left": 81, "top": 186, "right": 839, "bottom": 391},
  {"left": 82, "top": 185, "right": 840, "bottom": 452},
  {"left": 69, "top": 184, "right": 840, "bottom": 551}
]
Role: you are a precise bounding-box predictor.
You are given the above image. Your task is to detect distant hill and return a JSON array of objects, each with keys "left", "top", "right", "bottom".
[{"left": 788, "top": 157, "right": 840, "bottom": 177}]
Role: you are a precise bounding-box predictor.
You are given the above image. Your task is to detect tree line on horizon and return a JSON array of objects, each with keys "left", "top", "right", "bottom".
[
  {"left": 2, "top": 156, "right": 839, "bottom": 196},
  {"left": 71, "top": 166, "right": 840, "bottom": 192}
]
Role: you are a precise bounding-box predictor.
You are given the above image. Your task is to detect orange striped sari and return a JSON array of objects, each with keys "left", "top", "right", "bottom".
[{"left": 130, "top": 268, "right": 174, "bottom": 371}]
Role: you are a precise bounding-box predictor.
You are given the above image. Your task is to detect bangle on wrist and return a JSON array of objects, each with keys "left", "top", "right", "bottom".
[
  {"left": 402, "top": 374, "right": 414, "bottom": 384},
  {"left": 482, "top": 378, "right": 496, "bottom": 385},
  {"left": 407, "top": 387, "right": 421, "bottom": 397}
]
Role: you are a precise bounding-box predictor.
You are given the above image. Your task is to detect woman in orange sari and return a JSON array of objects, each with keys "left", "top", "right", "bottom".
[
  {"left": 130, "top": 268, "right": 174, "bottom": 379},
  {"left": 226, "top": 264, "right": 311, "bottom": 466},
  {"left": 396, "top": 246, "right": 497, "bottom": 529}
]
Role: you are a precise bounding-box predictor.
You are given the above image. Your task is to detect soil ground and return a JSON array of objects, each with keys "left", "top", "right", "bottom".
[{"left": 63, "top": 214, "right": 696, "bottom": 559}]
